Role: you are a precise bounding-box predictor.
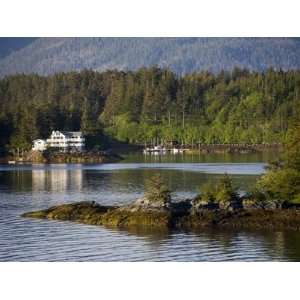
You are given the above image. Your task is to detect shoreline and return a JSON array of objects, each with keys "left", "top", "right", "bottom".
[
  {"left": 0, "top": 150, "right": 122, "bottom": 164},
  {"left": 0, "top": 143, "right": 281, "bottom": 164},
  {"left": 21, "top": 200, "right": 300, "bottom": 232},
  {"left": 183, "top": 143, "right": 281, "bottom": 154}
]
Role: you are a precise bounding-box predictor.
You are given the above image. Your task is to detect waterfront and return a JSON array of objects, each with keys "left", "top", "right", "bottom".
[{"left": 2, "top": 151, "right": 300, "bottom": 261}]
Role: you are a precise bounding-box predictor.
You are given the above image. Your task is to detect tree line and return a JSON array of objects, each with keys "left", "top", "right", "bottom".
[{"left": 0, "top": 67, "right": 299, "bottom": 154}]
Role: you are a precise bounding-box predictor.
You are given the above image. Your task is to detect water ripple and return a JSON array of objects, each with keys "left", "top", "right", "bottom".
[{"left": 0, "top": 161, "right": 299, "bottom": 261}]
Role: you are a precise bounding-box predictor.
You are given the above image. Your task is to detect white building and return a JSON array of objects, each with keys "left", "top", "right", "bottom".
[
  {"left": 46, "top": 131, "right": 85, "bottom": 152},
  {"left": 32, "top": 131, "right": 85, "bottom": 152},
  {"left": 32, "top": 139, "right": 47, "bottom": 151}
]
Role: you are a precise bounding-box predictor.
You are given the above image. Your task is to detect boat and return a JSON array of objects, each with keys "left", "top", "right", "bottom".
[{"left": 143, "top": 145, "right": 168, "bottom": 154}]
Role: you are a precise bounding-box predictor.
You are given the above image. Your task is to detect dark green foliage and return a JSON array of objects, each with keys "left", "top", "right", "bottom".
[
  {"left": 0, "top": 70, "right": 110, "bottom": 153},
  {"left": 214, "top": 174, "right": 239, "bottom": 206},
  {"left": 282, "top": 122, "right": 300, "bottom": 170},
  {"left": 0, "top": 67, "right": 300, "bottom": 154},
  {"left": 196, "top": 181, "right": 217, "bottom": 204},
  {"left": 145, "top": 174, "right": 171, "bottom": 204},
  {"left": 196, "top": 174, "right": 239, "bottom": 209},
  {"left": 255, "top": 119, "right": 300, "bottom": 206},
  {"left": 244, "top": 188, "right": 270, "bottom": 209},
  {"left": 257, "top": 168, "right": 300, "bottom": 206},
  {"left": 100, "top": 68, "right": 300, "bottom": 145}
]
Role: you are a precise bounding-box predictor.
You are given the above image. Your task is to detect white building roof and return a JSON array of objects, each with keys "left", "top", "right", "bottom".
[
  {"left": 57, "top": 131, "right": 83, "bottom": 138},
  {"left": 33, "top": 139, "right": 46, "bottom": 143}
]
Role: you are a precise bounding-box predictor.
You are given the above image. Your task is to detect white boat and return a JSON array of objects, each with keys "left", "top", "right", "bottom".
[{"left": 143, "top": 145, "right": 168, "bottom": 154}]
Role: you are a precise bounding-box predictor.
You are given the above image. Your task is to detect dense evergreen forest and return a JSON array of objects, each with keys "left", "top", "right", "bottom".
[{"left": 0, "top": 67, "right": 299, "bottom": 154}]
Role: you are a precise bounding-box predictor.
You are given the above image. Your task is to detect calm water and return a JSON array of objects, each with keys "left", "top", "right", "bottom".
[{"left": 1, "top": 151, "right": 300, "bottom": 261}]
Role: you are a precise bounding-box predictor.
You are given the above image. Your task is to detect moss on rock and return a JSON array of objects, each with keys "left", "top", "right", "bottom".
[
  {"left": 22, "top": 201, "right": 116, "bottom": 225},
  {"left": 100, "top": 209, "right": 172, "bottom": 227},
  {"left": 22, "top": 200, "right": 172, "bottom": 228},
  {"left": 21, "top": 199, "right": 300, "bottom": 232}
]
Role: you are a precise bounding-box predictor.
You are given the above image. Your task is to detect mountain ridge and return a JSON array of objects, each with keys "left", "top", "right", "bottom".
[
  {"left": 0, "top": 37, "right": 37, "bottom": 59},
  {"left": 1, "top": 37, "right": 300, "bottom": 76}
]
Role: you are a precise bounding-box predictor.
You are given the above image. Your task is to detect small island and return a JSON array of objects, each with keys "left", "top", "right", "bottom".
[
  {"left": 22, "top": 173, "right": 300, "bottom": 232},
  {"left": 21, "top": 198, "right": 300, "bottom": 232}
]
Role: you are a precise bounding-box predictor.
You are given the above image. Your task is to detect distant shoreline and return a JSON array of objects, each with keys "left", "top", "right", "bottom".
[
  {"left": 0, "top": 143, "right": 281, "bottom": 164},
  {"left": 185, "top": 143, "right": 281, "bottom": 154},
  {"left": 0, "top": 150, "right": 122, "bottom": 164}
]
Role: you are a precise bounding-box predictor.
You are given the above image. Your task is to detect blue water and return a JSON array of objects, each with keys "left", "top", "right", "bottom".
[{"left": 1, "top": 152, "right": 299, "bottom": 261}]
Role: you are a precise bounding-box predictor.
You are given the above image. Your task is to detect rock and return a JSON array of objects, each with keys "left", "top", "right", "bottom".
[
  {"left": 22, "top": 200, "right": 173, "bottom": 228},
  {"left": 21, "top": 198, "right": 300, "bottom": 232},
  {"left": 193, "top": 198, "right": 209, "bottom": 207},
  {"left": 21, "top": 201, "right": 115, "bottom": 225},
  {"left": 100, "top": 208, "right": 172, "bottom": 228},
  {"left": 171, "top": 199, "right": 192, "bottom": 213},
  {"left": 263, "top": 201, "right": 277, "bottom": 210},
  {"left": 121, "top": 196, "right": 171, "bottom": 212},
  {"left": 242, "top": 198, "right": 258, "bottom": 209},
  {"left": 191, "top": 198, "right": 219, "bottom": 211},
  {"left": 229, "top": 199, "right": 244, "bottom": 210}
]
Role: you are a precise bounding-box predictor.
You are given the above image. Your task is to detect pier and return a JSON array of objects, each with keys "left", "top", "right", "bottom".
[{"left": 143, "top": 143, "right": 281, "bottom": 154}]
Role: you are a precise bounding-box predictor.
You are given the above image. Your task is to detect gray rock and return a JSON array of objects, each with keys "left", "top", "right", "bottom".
[
  {"left": 191, "top": 198, "right": 219, "bottom": 211},
  {"left": 121, "top": 196, "right": 171, "bottom": 212}
]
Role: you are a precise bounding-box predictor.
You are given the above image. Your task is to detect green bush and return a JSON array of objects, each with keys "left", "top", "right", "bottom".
[
  {"left": 145, "top": 174, "right": 171, "bottom": 205},
  {"left": 196, "top": 181, "right": 217, "bottom": 204},
  {"left": 245, "top": 188, "right": 272, "bottom": 209},
  {"left": 253, "top": 120, "right": 300, "bottom": 208},
  {"left": 196, "top": 174, "right": 239, "bottom": 209},
  {"left": 215, "top": 174, "right": 239, "bottom": 208},
  {"left": 256, "top": 168, "right": 300, "bottom": 207}
]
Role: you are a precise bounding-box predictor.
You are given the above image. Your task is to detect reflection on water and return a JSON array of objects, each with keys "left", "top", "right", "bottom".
[
  {"left": 32, "top": 168, "right": 83, "bottom": 192},
  {"left": 123, "top": 151, "right": 280, "bottom": 164},
  {"left": 0, "top": 163, "right": 259, "bottom": 203},
  {"left": 1, "top": 151, "right": 300, "bottom": 261}
]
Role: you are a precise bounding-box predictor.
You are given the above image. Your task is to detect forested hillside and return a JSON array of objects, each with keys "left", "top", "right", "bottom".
[
  {"left": 1, "top": 38, "right": 300, "bottom": 77},
  {"left": 0, "top": 67, "right": 299, "bottom": 154}
]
